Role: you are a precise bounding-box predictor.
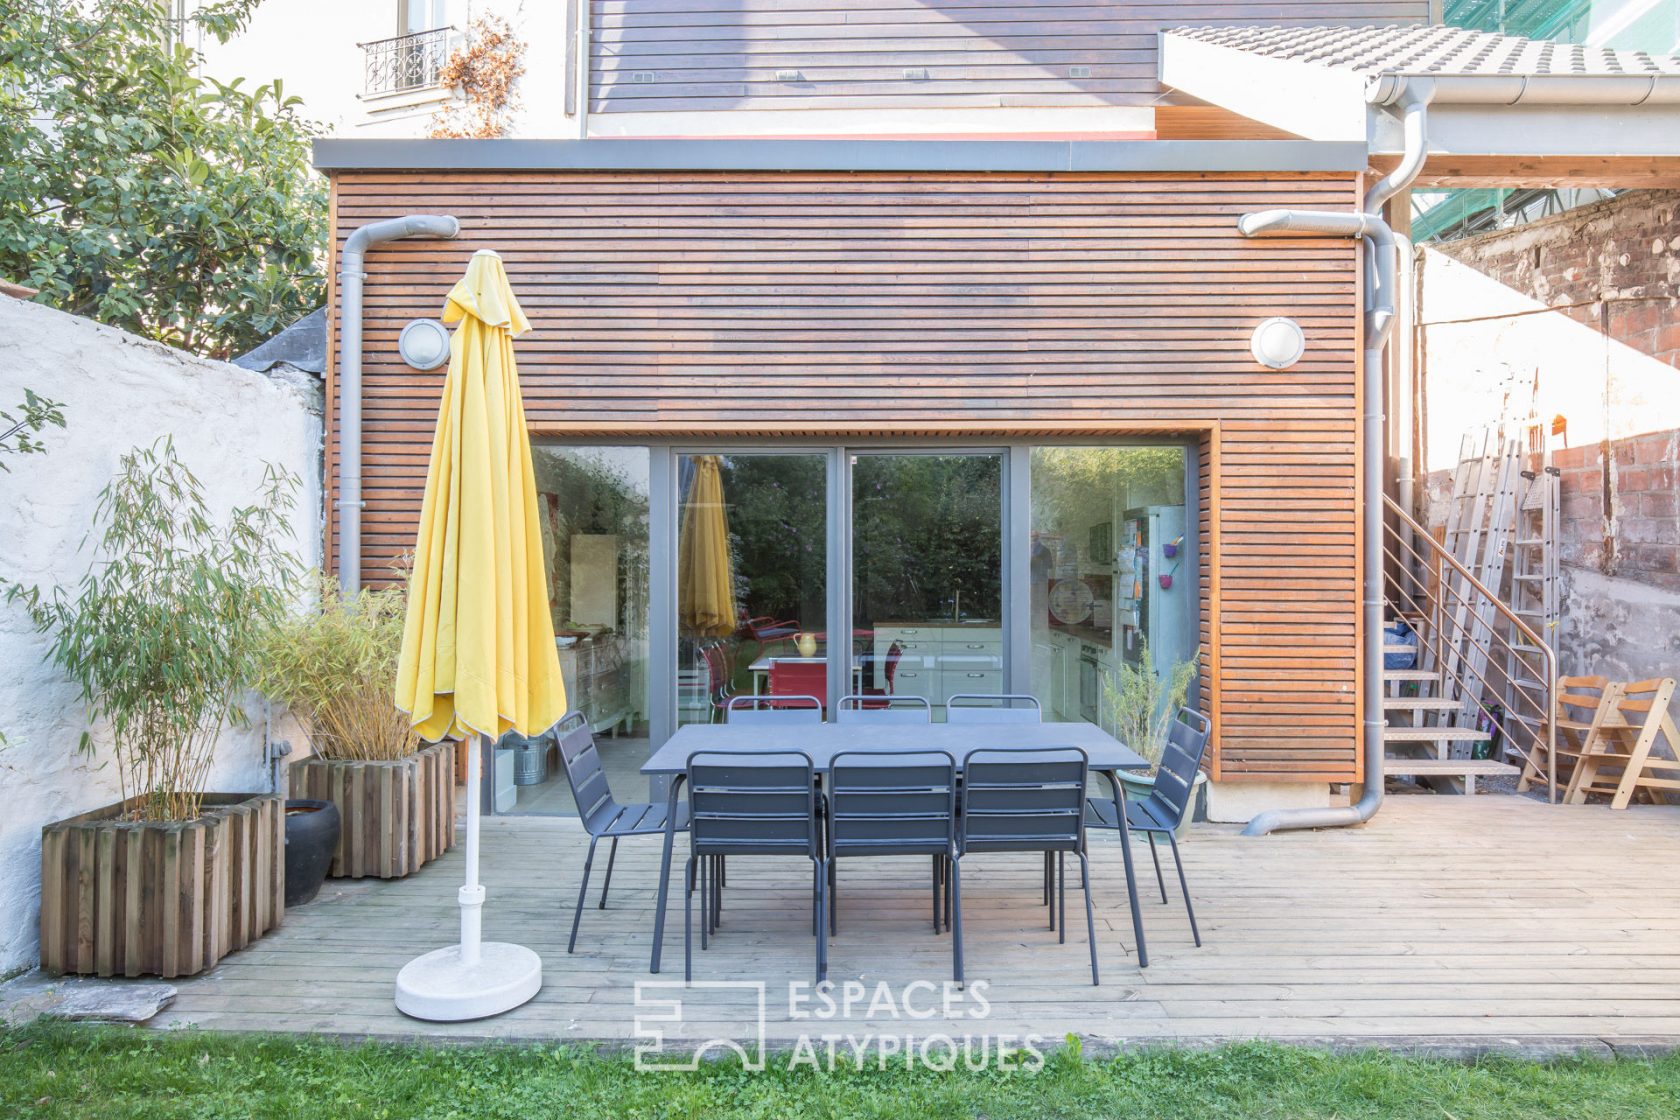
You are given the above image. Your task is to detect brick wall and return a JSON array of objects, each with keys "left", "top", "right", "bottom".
[
  {"left": 1418, "top": 190, "right": 1680, "bottom": 682},
  {"left": 1430, "top": 191, "right": 1680, "bottom": 594},
  {"left": 1436, "top": 191, "right": 1680, "bottom": 370},
  {"left": 1553, "top": 430, "right": 1680, "bottom": 591}
]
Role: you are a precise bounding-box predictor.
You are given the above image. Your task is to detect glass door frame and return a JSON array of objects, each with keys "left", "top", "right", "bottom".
[{"left": 636, "top": 436, "right": 1199, "bottom": 751}]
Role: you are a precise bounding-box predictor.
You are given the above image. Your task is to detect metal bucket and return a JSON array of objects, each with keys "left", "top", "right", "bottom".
[{"left": 513, "top": 740, "right": 548, "bottom": 785}]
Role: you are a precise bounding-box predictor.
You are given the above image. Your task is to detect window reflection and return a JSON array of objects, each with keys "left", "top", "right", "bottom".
[{"left": 499, "top": 446, "right": 650, "bottom": 815}]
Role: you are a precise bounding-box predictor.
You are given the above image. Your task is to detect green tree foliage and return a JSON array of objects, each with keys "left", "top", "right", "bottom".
[
  {"left": 0, "top": 1, "right": 327, "bottom": 358},
  {"left": 0, "top": 389, "right": 66, "bottom": 470}
]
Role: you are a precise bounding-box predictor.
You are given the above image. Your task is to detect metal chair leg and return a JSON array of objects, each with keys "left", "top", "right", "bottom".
[
  {"left": 950, "top": 856, "right": 964, "bottom": 987},
  {"left": 712, "top": 854, "right": 724, "bottom": 923},
  {"left": 568, "top": 834, "right": 599, "bottom": 954},
  {"left": 1167, "top": 831, "right": 1201, "bottom": 947},
  {"left": 598, "top": 836, "right": 619, "bottom": 910},
  {"left": 1058, "top": 851, "right": 1067, "bottom": 945},
  {"left": 943, "top": 855, "right": 952, "bottom": 932},
  {"left": 829, "top": 858, "right": 839, "bottom": 936},
  {"left": 930, "top": 854, "right": 940, "bottom": 933},
  {"left": 699, "top": 851, "right": 710, "bottom": 950},
  {"left": 1145, "top": 832, "right": 1168, "bottom": 904},
  {"left": 1079, "top": 851, "right": 1099, "bottom": 986},
  {"left": 710, "top": 855, "right": 722, "bottom": 934},
  {"left": 683, "top": 854, "right": 695, "bottom": 982},
  {"left": 1042, "top": 851, "right": 1052, "bottom": 906},
  {"left": 814, "top": 858, "right": 829, "bottom": 983}
]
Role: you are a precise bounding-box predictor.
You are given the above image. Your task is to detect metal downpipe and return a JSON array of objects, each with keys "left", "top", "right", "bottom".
[
  {"left": 1235, "top": 88, "right": 1430, "bottom": 837},
  {"left": 337, "top": 214, "right": 461, "bottom": 591}
]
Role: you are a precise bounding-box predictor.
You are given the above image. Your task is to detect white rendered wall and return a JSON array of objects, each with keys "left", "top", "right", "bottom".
[{"left": 0, "top": 297, "right": 324, "bottom": 976}]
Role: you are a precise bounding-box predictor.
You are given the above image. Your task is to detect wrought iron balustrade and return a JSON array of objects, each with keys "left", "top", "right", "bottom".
[{"left": 362, "top": 27, "right": 453, "bottom": 96}]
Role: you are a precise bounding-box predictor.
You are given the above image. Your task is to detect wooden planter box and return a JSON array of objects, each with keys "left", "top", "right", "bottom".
[
  {"left": 289, "top": 741, "right": 455, "bottom": 879},
  {"left": 40, "top": 793, "right": 284, "bottom": 979}
]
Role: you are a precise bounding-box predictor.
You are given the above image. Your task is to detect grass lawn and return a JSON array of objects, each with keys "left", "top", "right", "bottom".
[{"left": 3, "top": 1024, "right": 1677, "bottom": 1120}]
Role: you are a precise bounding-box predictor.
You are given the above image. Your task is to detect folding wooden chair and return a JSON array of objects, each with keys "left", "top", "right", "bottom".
[
  {"left": 1565, "top": 678, "right": 1680, "bottom": 810},
  {"left": 1518, "top": 675, "right": 1613, "bottom": 795}
]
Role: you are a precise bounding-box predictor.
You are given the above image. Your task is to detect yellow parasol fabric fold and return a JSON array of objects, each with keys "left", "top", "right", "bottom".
[
  {"left": 678, "top": 454, "right": 737, "bottom": 637},
  {"left": 395, "top": 250, "right": 567, "bottom": 742}
]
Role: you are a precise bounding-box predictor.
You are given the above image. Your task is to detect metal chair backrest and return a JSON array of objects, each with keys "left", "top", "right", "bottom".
[
  {"left": 726, "top": 694, "right": 824, "bottom": 725},
  {"left": 688, "top": 750, "right": 819, "bottom": 857},
  {"left": 828, "top": 750, "right": 955, "bottom": 856},
  {"left": 885, "top": 641, "right": 904, "bottom": 691},
  {"left": 555, "top": 712, "right": 621, "bottom": 835},
  {"left": 960, "top": 746, "right": 1087, "bottom": 854},
  {"left": 769, "top": 657, "right": 828, "bottom": 706},
  {"left": 834, "top": 695, "right": 932, "bottom": 724},
  {"left": 700, "top": 642, "right": 733, "bottom": 708},
  {"left": 1139, "top": 707, "right": 1211, "bottom": 830},
  {"left": 946, "top": 694, "right": 1042, "bottom": 724}
]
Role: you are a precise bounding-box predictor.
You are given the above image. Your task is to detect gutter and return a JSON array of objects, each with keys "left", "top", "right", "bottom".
[
  {"left": 337, "top": 215, "right": 461, "bottom": 591},
  {"left": 1366, "top": 72, "right": 1680, "bottom": 107},
  {"left": 1237, "top": 80, "right": 1435, "bottom": 836}
]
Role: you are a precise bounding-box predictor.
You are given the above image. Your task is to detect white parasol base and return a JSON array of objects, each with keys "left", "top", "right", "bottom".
[
  {"left": 393, "top": 734, "right": 541, "bottom": 1022},
  {"left": 394, "top": 941, "right": 542, "bottom": 1022}
]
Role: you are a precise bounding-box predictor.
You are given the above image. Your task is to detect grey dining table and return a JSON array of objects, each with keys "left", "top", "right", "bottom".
[{"left": 640, "top": 721, "right": 1154, "bottom": 973}]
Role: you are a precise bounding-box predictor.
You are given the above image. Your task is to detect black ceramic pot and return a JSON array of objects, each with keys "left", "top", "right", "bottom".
[{"left": 283, "top": 798, "right": 341, "bottom": 908}]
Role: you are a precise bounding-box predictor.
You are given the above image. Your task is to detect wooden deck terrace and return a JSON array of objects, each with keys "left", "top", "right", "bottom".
[{"left": 152, "top": 795, "right": 1680, "bottom": 1056}]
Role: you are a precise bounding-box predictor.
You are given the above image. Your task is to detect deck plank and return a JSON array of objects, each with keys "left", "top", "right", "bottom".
[{"left": 151, "top": 797, "right": 1680, "bottom": 1046}]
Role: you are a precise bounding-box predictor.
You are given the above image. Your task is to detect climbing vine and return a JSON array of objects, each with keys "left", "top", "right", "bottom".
[{"left": 429, "top": 16, "right": 526, "bottom": 139}]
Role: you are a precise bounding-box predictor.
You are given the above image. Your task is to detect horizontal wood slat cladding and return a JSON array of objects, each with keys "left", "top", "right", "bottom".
[
  {"left": 588, "top": 0, "right": 1430, "bottom": 113},
  {"left": 329, "top": 168, "right": 1361, "bottom": 782}
]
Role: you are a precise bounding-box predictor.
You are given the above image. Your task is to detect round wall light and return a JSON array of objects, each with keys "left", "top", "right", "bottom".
[
  {"left": 398, "top": 318, "right": 451, "bottom": 371},
  {"left": 1250, "top": 317, "right": 1306, "bottom": 370}
]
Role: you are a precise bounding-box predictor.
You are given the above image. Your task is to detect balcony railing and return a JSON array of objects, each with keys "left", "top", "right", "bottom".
[{"left": 362, "top": 27, "right": 453, "bottom": 97}]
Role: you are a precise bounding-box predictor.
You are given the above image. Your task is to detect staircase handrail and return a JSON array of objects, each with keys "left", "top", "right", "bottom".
[{"left": 1384, "top": 493, "right": 1557, "bottom": 802}]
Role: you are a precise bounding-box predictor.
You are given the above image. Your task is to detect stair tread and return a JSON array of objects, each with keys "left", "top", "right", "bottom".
[
  {"left": 1382, "top": 697, "right": 1459, "bottom": 710},
  {"left": 1383, "top": 669, "right": 1440, "bottom": 681},
  {"left": 1383, "top": 726, "right": 1489, "bottom": 741},
  {"left": 1385, "top": 758, "right": 1520, "bottom": 777}
]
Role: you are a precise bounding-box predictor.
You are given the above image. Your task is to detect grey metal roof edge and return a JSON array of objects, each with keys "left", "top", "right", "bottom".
[{"left": 312, "top": 137, "right": 1368, "bottom": 174}]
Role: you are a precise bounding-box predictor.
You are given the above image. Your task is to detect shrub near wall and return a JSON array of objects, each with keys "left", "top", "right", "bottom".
[{"left": 260, "top": 577, "right": 455, "bottom": 879}]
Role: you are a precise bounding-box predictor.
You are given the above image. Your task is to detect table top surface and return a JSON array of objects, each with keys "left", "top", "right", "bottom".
[{"left": 643, "top": 720, "right": 1148, "bottom": 775}]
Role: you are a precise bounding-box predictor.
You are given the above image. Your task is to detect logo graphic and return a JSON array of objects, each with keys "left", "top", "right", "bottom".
[{"left": 633, "top": 980, "right": 768, "bottom": 1072}]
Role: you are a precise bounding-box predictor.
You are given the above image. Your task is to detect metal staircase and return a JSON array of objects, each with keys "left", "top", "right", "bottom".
[{"left": 1382, "top": 494, "right": 1558, "bottom": 799}]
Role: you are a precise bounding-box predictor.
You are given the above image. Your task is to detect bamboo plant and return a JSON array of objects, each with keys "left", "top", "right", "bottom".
[
  {"left": 1101, "top": 636, "right": 1199, "bottom": 770},
  {"left": 8, "top": 439, "right": 298, "bottom": 822},
  {"left": 256, "top": 571, "right": 417, "bottom": 762}
]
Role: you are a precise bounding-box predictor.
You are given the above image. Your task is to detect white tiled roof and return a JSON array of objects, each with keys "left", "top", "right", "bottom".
[{"left": 1166, "top": 24, "right": 1680, "bottom": 79}]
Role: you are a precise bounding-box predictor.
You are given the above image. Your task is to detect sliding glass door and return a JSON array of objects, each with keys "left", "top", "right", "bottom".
[
  {"left": 1028, "top": 446, "right": 1196, "bottom": 734},
  {"left": 676, "top": 451, "right": 828, "bottom": 724},
  {"left": 504, "top": 439, "right": 1198, "bottom": 816},
  {"left": 852, "top": 452, "right": 1004, "bottom": 721}
]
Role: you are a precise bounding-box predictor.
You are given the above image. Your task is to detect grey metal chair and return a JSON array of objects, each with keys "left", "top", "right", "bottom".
[
  {"left": 946, "top": 694, "right": 1042, "bottom": 724},
  {"left": 556, "top": 713, "right": 690, "bottom": 954},
  {"left": 834, "top": 695, "right": 932, "bottom": 724},
  {"left": 1084, "top": 707, "right": 1210, "bottom": 948},
  {"left": 956, "top": 746, "right": 1098, "bottom": 986},
  {"left": 826, "top": 750, "right": 957, "bottom": 963},
  {"left": 685, "top": 750, "right": 827, "bottom": 982},
  {"left": 725, "top": 694, "right": 823, "bottom": 725}
]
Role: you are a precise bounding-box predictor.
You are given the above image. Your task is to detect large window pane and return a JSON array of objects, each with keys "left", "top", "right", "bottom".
[
  {"left": 500, "top": 446, "right": 650, "bottom": 815},
  {"left": 678, "top": 453, "right": 827, "bottom": 724},
  {"left": 1029, "top": 447, "right": 1195, "bottom": 748},
  {"left": 853, "top": 453, "right": 1003, "bottom": 721}
]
